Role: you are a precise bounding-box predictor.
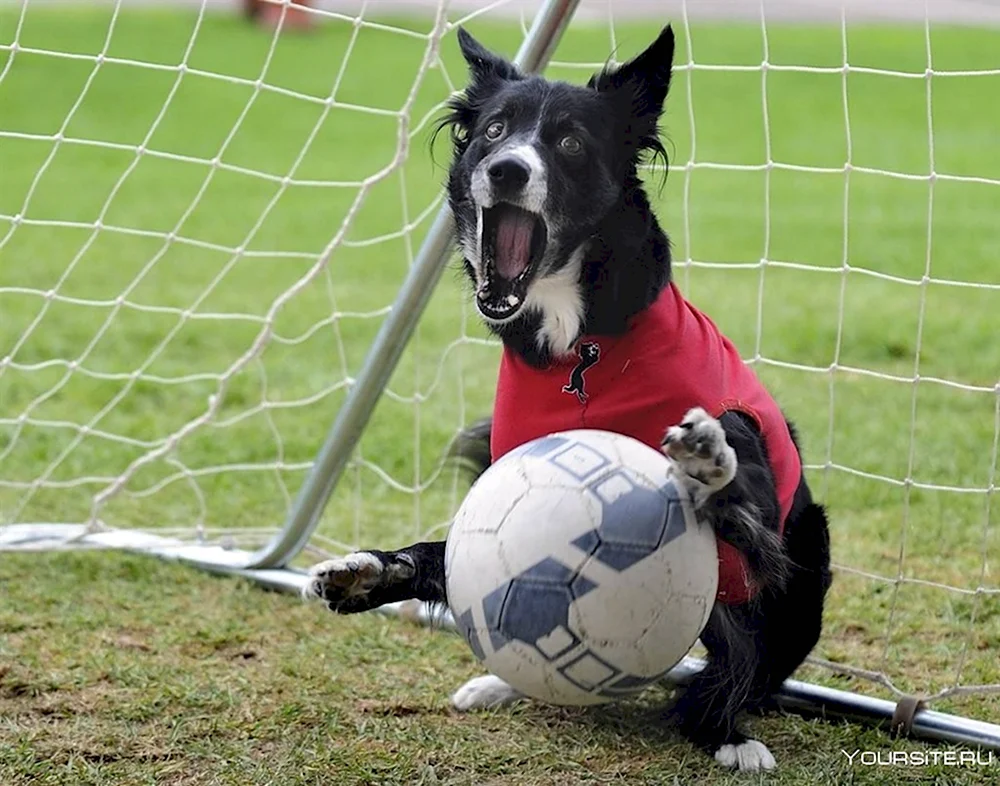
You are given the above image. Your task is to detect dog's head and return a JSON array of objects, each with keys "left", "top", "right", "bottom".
[
  {"left": 579, "top": 341, "right": 600, "bottom": 363},
  {"left": 438, "top": 25, "right": 675, "bottom": 327}
]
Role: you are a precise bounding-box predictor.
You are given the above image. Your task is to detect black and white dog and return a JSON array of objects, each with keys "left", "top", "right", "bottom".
[{"left": 304, "top": 25, "right": 831, "bottom": 773}]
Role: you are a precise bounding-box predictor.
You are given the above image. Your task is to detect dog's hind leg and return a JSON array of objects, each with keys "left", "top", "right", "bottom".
[
  {"left": 669, "top": 605, "right": 777, "bottom": 773},
  {"left": 303, "top": 541, "right": 446, "bottom": 614}
]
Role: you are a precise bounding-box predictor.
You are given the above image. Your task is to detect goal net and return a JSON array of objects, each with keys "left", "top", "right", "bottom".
[{"left": 1, "top": 0, "right": 999, "bottom": 726}]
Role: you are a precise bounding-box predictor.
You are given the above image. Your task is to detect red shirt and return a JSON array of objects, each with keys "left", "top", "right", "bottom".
[{"left": 491, "top": 283, "right": 802, "bottom": 605}]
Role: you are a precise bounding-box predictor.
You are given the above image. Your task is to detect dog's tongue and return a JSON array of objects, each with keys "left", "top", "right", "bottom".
[{"left": 494, "top": 209, "right": 535, "bottom": 280}]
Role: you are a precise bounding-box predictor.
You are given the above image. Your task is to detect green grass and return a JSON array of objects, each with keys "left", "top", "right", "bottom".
[
  {"left": 2, "top": 6, "right": 1000, "bottom": 784},
  {"left": 3, "top": 551, "right": 999, "bottom": 786}
]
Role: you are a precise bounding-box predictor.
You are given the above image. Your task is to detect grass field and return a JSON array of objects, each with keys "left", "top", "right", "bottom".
[{"left": 2, "top": 5, "right": 1000, "bottom": 784}]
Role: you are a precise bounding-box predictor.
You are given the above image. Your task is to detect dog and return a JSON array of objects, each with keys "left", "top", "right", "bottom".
[{"left": 304, "top": 25, "right": 832, "bottom": 773}]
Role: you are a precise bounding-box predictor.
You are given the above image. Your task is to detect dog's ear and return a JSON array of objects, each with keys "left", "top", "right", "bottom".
[
  {"left": 433, "top": 28, "right": 522, "bottom": 156},
  {"left": 457, "top": 27, "right": 521, "bottom": 83},
  {"left": 589, "top": 24, "right": 674, "bottom": 120}
]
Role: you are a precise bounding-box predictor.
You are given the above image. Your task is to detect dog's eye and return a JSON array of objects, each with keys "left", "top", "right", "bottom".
[
  {"left": 559, "top": 135, "right": 583, "bottom": 155},
  {"left": 485, "top": 121, "right": 505, "bottom": 140}
]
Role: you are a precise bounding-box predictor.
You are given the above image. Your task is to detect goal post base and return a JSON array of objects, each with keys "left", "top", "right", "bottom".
[
  {"left": 7, "top": 524, "right": 998, "bottom": 753},
  {"left": 0, "top": 524, "right": 304, "bottom": 593}
]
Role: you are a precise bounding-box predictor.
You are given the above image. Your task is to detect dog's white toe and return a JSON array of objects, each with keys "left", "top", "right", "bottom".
[
  {"left": 451, "top": 675, "right": 523, "bottom": 711},
  {"left": 301, "top": 552, "right": 386, "bottom": 600},
  {"left": 714, "top": 739, "right": 776, "bottom": 772},
  {"left": 663, "top": 407, "right": 737, "bottom": 504}
]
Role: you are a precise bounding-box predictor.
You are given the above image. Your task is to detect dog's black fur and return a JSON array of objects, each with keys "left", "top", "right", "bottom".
[{"left": 306, "top": 25, "right": 832, "bottom": 772}]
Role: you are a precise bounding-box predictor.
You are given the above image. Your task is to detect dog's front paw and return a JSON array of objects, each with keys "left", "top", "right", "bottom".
[
  {"left": 451, "top": 674, "right": 523, "bottom": 711},
  {"left": 714, "top": 739, "right": 776, "bottom": 772},
  {"left": 303, "top": 551, "right": 414, "bottom": 614},
  {"left": 662, "top": 407, "right": 737, "bottom": 503}
]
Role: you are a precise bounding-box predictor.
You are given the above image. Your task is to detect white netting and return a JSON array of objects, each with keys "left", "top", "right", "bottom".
[{"left": 1, "top": 0, "right": 998, "bottom": 716}]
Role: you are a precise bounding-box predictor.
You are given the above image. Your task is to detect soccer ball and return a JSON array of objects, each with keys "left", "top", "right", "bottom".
[{"left": 445, "top": 429, "right": 718, "bottom": 706}]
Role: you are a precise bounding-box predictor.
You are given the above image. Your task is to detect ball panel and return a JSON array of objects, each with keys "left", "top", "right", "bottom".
[
  {"left": 564, "top": 429, "right": 674, "bottom": 483},
  {"left": 635, "top": 591, "right": 713, "bottom": 653},
  {"left": 559, "top": 650, "right": 620, "bottom": 691},
  {"left": 452, "top": 458, "right": 532, "bottom": 535},
  {"left": 587, "top": 541, "right": 655, "bottom": 572},
  {"left": 482, "top": 642, "right": 613, "bottom": 707},
  {"left": 594, "top": 670, "right": 671, "bottom": 698},
  {"left": 499, "top": 580, "right": 575, "bottom": 648},
  {"left": 446, "top": 530, "right": 516, "bottom": 618},
  {"left": 569, "top": 572, "right": 598, "bottom": 601},
  {"left": 453, "top": 606, "right": 486, "bottom": 662},
  {"left": 495, "top": 485, "right": 602, "bottom": 578},
  {"left": 546, "top": 440, "right": 613, "bottom": 481},
  {"left": 508, "top": 434, "right": 571, "bottom": 459},
  {"left": 589, "top": 469, "right": 672, "bottom": 549},
  {"left": 569, "top": 580, "right": 679, "bottom": 676},
  {"left": 658, "top": 493, "right": 690, "bottom": 548},
  {"left": 534, "top": 624, "right": 578, "bottom": 659}
]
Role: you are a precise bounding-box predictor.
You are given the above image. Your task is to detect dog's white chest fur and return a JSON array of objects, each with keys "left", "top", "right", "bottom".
[{"left": 525, "top": 247, "right": 585, "bottom": 358}]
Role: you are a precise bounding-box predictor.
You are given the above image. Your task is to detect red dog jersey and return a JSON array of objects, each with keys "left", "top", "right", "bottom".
[{"left": 490, "top": 282, "right": 802, "bottom": 605}]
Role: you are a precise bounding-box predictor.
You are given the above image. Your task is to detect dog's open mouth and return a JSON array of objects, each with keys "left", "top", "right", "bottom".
[{"left": 476, "top": 203, "right": 547, "bottom": 320}]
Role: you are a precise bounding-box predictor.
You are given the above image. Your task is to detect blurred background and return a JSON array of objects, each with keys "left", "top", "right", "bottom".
[{"left": 2, "top": 1, "right": 1000, "bottom": 782}]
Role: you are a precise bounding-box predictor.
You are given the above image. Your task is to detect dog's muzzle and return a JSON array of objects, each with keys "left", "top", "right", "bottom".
[{"left": 476, "top": 203, "right": 547, "bottom": 321}]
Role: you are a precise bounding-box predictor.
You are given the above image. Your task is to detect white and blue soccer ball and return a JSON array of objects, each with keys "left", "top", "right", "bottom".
[{"left": 445, "top": 429, "right": 719, "bottom": 706}]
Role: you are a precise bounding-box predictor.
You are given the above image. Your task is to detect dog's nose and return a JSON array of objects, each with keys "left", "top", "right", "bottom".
[{"left": 487, "top": 157, "right": 531, "bottom": 191}]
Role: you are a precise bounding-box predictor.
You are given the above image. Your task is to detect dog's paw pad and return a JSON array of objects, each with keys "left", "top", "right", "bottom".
[
  {"left": 714, "top": 739, "right": 776, "bottom": 772},
  {"left": 303, "top": 552, "right": 413, "bottom": 604},
  {"left": 662, "top": 407, "right": 736, "bottom": 495},
  {"left": 303, "top": 552, "right": 383, "bottom": 600},
  {"left": 451, "top": 675, "right": 522, "bottom": 712}
]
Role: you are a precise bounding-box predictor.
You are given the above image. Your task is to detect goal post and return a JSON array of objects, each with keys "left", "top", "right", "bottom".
[
  {"left": 2, "top": 0, "right": 1000, "bottom": 753},
  {"left": 253, "top": 0, "right": 583, "bottom": 571}
]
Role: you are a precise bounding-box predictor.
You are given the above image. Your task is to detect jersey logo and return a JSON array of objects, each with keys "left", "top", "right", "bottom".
[{"left": 562, "top": 341, "right": 601, "bottom": 403}]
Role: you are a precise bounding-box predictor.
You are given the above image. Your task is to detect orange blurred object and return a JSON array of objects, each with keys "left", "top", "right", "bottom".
[{"left": 244, "top": 0, "right": 315, "bottom": 30}]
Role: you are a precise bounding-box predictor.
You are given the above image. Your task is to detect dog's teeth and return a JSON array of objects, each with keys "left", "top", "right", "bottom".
[{"left": 506, "top": 294, "right": 520, "bottom": 306}]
